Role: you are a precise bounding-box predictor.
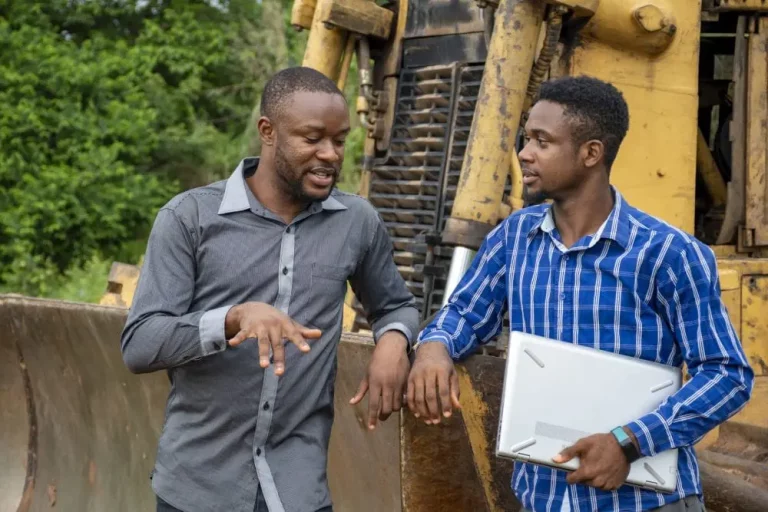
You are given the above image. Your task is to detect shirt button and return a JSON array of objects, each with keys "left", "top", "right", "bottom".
[
  {"left": 559, "top": 292, "right": 566, "bottom": 300},
  {"left": 213, "top": 342, "right": 222, "bottom": 351},
  {"left": 286, "top": 226, "right": 292, "bottom": 234},
  {"left": 256, "top": 448, "right": 262, "bottom": 456},
  {"left": 563, "top": 254, "right": 569, "bottom": 261},
  {"left": 282, "top": 267, "right": 288, "bottom": 275},
  {"left": 263, "top": 402, "right": 270, "bottom": 410}
]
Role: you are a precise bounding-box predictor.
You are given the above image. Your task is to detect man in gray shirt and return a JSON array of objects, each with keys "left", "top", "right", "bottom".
[{"left": 121, "top": 67, "right": 419, "bottom": 512}]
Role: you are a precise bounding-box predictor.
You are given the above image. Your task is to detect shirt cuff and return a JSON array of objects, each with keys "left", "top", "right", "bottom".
[
  {"left": 199, "top": 305, "right": 235, "bottom": 356},
  {"left": 625, "top": 411, "right": 674, "bottom": 458},
  {"left": 414, "top": 333, "right": 455, "bottom": 359},
  {"left": 374, "top": 322, "right": 413, "bottom": 348}
]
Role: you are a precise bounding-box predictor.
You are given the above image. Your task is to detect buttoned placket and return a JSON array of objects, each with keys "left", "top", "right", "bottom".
[{"left": 252, "top": 222, "right": 295, "bottom": 512}]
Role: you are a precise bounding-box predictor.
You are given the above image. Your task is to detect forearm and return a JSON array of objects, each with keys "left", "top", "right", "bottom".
[
  {"left": 121, "top": 305, "right": 232, "bottom": 373},
  {"left": 371, "top": 304, "right": 419, "bottom": 348},
  {"left": 625, "top": 363, "right": 753, "bottom": 456}
]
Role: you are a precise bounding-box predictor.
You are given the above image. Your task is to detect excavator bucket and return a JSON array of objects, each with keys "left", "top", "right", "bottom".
[{"left": 0, "top": 295, "right": 168, "bottom": 512}]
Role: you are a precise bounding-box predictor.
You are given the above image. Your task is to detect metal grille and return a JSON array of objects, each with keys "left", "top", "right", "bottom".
[{"left": 351, "top": 63, "right": 500, "bottom": 333}]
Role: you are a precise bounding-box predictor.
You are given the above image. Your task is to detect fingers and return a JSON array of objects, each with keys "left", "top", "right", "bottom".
[
  {"left": 450, "top": 371, "right": 461, "bottom": 410},
  {"left": 413, "top": 374, "right": 429, "bottom": 420},
  {"left": 378, "top": 388, "right": 393, "bottom": 422},
  {"left": 367, "top": 380, "right": 381, "bottom": 430},
  {"left": 554, "top": 439, "right": 586, "bottom": 464},
  {"left": 406, "top": 377, "right": 417, "bottom": 416},
  {"left": 424, "top": 372, "right": 440, "bottom": 424},
  {"left": 349, "top": 378, "right": 369, "bottom": 405},
  {"left": 437, "top": 371, "right": 452, "bottom": 419},
  {"left": 228, "top": 329, "right": 249, "bottom": 347},
  {"left": 257, "top": 326, "right": 270, "bottom": 368},
  {"left": 269, "top": 325, "right": 285, "bottom": 375}
]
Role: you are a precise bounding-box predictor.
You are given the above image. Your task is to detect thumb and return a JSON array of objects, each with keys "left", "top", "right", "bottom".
[
  {"left": 553, "top": 441, "right": 584, "bottom": 463},
  {"left": 299, "top": 327, "right": 323, "bottom": 339},
  {"left": 349, "top": 377, "right": 369, "bottom": 405}
]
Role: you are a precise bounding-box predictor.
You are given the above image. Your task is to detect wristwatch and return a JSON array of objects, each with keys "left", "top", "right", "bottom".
[{"left": 611, "top": 426, "right": 641, "bottom": 464}]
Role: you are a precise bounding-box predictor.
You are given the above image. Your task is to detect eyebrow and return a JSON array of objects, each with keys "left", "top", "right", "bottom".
[{"left": 528, "top": 127, "right": 553, "bottom": 138}]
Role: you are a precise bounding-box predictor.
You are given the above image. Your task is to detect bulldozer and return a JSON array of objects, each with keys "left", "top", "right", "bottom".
[{"left": 1, "top": 0, "right": 767, "bottom": 511}]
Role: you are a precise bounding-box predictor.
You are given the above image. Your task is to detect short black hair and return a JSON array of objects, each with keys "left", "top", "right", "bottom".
[
  {"left": 260, "top": 66, "right": 345, "bottom": 121},
  {"left": 537, "top": 75, "right": 630, "bottom": 170}
]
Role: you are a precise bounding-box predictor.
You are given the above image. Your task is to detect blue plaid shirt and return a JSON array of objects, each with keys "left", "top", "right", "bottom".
[{"left": 418, "top": 189, "right": 754, "bottom": 512}]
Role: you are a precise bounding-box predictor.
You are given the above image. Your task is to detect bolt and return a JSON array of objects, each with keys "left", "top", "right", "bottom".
[{"left": 633, "top": 4, "right": 667, "bottom": 33}]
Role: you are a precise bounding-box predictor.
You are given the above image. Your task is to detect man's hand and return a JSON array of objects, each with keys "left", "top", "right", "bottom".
[
  {"left": 225, "top": 302, "right": 322, "bottom": 376},
  {"left": 552, "top": 432, "right": 632, "bottom": 491},
  {"left": 349, "top": 331, "right": 410, "bottom": 430},
  {"left": 406, "top": 341, "right": 461, "bottom": 425}
]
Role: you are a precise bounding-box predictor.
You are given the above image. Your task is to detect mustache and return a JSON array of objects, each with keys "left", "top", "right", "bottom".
[{"left": 306, "top": 165, "right": 339, "bottom": 174}]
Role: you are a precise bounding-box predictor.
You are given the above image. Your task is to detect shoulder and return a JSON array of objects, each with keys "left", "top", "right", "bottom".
[
  {"left": 623, "top": 203, "right": 716, "bottom": 280},
  {"left": 157, "top": 180, "right": 227, "bottom": 224}
]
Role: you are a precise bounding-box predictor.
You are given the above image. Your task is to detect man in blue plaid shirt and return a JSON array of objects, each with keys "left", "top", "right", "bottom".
[{"left": 408, "top": 76, "right": 754, "bottom": 512}]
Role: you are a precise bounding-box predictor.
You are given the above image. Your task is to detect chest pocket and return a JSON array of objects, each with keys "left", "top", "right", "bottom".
[
  {"left": 306, "top": 263, "right": 350, "bottom": 329},
  {"left": 312, "top": 263, "right": 348, "bottom": 282}
]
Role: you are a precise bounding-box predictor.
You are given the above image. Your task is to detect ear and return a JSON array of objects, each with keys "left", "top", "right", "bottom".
[
  {"left": 258, "top": 116, "right": 275, "bottom": 146},
  {"left": 582, "top": 139, "right": 604, "bottom": 169}
]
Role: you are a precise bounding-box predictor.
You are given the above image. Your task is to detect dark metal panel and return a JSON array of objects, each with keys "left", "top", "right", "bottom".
[
  {"left": 403, "top": 32, "right": 488, "bottom": 69},
  {"left": 0, "top": 296, "right": 168, "bottom": 512},
  {"left": 405, "top": 0, "right": 485, "bottom": 38},
  {"left": 328, "top": 335, "right": 403, "bottom": 512}
]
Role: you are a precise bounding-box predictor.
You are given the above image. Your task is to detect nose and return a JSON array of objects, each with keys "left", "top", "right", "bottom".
[
  {"left": 518, "top": 139, "right": 534, "bottom": 164},
  {"left": 316, "top": 139, "right": 341, "bottom": 164}
]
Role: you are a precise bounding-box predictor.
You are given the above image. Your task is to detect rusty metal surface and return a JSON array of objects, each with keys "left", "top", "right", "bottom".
[
  {"left": 0, "top": 295, "right": 168, "bottom": 512},
  {"left": 743, "top": 16, "right": 768, "bottom": 247},
  {"left": 328, "top": 334, "right": 402, "bottom": 512},
  {"left": 403, "top": 0, "right": 485, "bottom": 39},
  {"left": 706, "top": 0, "right": 768, "bottom": 11},
  {"left": 402, "top": 354, "right": 520, "bottom": 512},
  {"left": 717, "top": 15, "right": 748, "bottom": 245},
  {"left": 323, "top": 0, "right": 395, "bottom": 39},
  {"left": 442, "top": 217, "right": 495, "bottom": 249}
]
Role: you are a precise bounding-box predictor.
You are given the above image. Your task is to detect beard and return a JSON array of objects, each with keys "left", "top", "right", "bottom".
[
  {"left": 522, "top": 185, "right": 549, "bottom": 206},
  {"left": 273, "top": 145, "right": 338, "bottom": 203}
]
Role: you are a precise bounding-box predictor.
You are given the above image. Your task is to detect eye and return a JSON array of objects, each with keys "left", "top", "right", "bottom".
[
  {"left": 334, "top": 139, "right": 346, "bottom": 147},
  {"left": 537, "top": 138, "right": 548, "bottom": 148},
  {"left": 305, "top": 137, "right": 320, "bottom": 143}
]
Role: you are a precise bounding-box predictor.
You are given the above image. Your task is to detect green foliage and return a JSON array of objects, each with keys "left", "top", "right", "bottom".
[{"left": 0, "top": 0, "right": 365, "bottom": 301}]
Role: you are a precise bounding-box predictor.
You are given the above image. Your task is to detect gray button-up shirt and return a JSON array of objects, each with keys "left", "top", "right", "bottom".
[{"left": 121, "top": 157, "right": 419, "bottom": 512}]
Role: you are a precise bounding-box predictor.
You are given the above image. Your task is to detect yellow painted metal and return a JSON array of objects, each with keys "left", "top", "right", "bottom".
[
  {"left": 744, "top": 17, "right": 768, "bottom": 247},
  {"left": 444, "top": 0, "right": 544, "bottom": 241},
  {"left": 302, "top": 0, "right": 349, "bottom": 81},
  {"left": 547, "top": 0, "right": 598, "bottom": 17},
  {"left": 336, "top": 35, "right": 357, "bottom": 91},
  {"left": 456, "top": 367, "right": 502, "bottom": 512},
  {"left": 98, "top": 262, "right": 141, "bottom": 308},
  {"left": 582, "top": 0, "right": 677, "bottom": 55},
  {"left": 291, "top": 0, "right": 317, "bottom": 30},
  {"left": 697, "top": 128, "right": 728, "bottom": 208},
  {"left": 560, "top": 0, "right": 701, "bottom": 233},
  {"left": 710, "top": 0, "right": 768, "bottom": 11}
]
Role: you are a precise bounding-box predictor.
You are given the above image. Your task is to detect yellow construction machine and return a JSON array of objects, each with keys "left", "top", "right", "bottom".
[{"left": 2, "top": 1, "right": 767, "bottom": 511}]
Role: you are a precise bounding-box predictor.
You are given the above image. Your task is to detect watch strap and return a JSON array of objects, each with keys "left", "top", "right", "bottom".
[{"left": 611, "top": 426, "right": 641, "bottom": 464}]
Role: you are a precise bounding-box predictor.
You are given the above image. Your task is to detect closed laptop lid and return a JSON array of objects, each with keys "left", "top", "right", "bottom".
[{"left": 496, "top": 331, "right": 682, "bottom": 493}]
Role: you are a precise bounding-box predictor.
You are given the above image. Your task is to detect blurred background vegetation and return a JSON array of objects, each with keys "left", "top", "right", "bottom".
[{"left": 0, "top": 0, "right": 364, "bottom": 302}]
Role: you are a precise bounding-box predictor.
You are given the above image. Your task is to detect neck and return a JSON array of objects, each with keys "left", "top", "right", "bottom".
[
  {"left": 246, "top": 156, "right": 307, "bottom": 224},
  {"left": 551, "top": 177, "right": 614, "bottom": 248}
]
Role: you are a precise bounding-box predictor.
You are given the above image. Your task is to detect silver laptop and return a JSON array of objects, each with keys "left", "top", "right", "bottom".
[{"left": 496, "top": 331, "right": 682, "bottom": 493}]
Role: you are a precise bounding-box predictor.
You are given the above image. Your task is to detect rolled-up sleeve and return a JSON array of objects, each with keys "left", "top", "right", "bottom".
[
  {"left": 120, "top": 208, "right": 229, "bottom": 373},
  {"left": 349, "top": 210, "right": 419, "bottom": 348}
]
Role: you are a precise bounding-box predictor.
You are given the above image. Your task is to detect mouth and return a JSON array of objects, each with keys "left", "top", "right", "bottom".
[
  {"left": 521, "top": 168, "right": 539, "bottom": 186},
  {"left": 305, "top": 167, "right": 338, "bottom": 188}
]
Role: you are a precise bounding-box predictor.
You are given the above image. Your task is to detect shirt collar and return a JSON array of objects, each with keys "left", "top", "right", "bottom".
[
  {"left": 217, "top": 157, "right": 348, "bottom": 216},
  {"left": 528, "top": 186, "right": 631, "bottom": 250}
]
